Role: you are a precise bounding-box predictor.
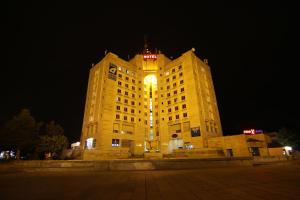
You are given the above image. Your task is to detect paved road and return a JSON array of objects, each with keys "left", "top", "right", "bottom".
[{"left": 0, "top": 164, "right": 299, "bottom": 200}]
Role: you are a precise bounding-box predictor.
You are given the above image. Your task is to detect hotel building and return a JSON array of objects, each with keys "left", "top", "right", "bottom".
[{"left": 80, "top": 47, "right": 227, "bottom": 159}]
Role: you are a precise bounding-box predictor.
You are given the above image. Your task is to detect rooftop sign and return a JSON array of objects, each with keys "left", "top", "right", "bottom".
[
  {"left": 143, "top": 54, "right": 157, "bottom": 60},
  {"left": 243, "top": 129, "right": 263, "bottom": 135}
]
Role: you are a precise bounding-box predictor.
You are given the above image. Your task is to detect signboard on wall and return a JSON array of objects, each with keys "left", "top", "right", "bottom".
[
  {"left": 108, "top": 63, "right": 117, "bottom": 81},
  {"left": 143, "top": 54, "right": 157, "bottom": 60},
  {"left": 191, "top": 127, "right": 201, "bottom": 137}
]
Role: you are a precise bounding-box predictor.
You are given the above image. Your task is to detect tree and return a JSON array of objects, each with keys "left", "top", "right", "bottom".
[
  {"left": 0, "top": 109, "right": 41, "bottom": 159},
  {"left": 37, "top": 135, "right": 69, "bottom": 159},
  {"left": 277, "top": 127, "right": 300, "bottom": 150},
  {"left": 36, "top": 121, "right": 69, "bottom": 159}
]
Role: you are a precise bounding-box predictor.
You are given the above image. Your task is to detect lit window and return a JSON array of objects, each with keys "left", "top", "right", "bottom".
[
  {"left": 112, "top": 139, "right": 120, "bottom": 147},
  {"left": 118, "top": 66, "right": 122, "bottom": 71},
  {"left": 86, "top": 137, "right": 95, "bottom": 149},
  {"left": 165, "top": 71, "right": 169, "bottom": 76},
  {"left": 126, "top": 70, "right": 130, "bottom": 74}
]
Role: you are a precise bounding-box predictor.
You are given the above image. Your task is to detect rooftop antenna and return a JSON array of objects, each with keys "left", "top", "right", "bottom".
[
  {"left": 143, "top": 35, "right": 150, "bottom": 54},
  {"left": 104, "top": 49, "right": 108, "bottom": 55}
]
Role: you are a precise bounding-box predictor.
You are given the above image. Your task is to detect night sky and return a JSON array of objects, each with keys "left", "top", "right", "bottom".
[{"left": 3, "top": 2, "right": 296, "bottom": 143}]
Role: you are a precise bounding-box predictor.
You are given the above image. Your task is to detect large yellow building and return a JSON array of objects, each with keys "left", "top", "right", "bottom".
[{"left": 80, "top": 48, "right": 224, "bottom": 159}]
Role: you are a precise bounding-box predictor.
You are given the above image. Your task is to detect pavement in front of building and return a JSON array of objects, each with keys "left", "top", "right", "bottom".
[{"left": 0, "top": 164, "right": 299, "bottom": 200}]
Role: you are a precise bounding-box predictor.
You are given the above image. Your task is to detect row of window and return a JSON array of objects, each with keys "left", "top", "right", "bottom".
[
  {"left": 165, "top": 65, "right": 183, "bottom": 76},
  {"left": 117, "top": 66, "right": 136, "bottom": 77},
  {"left": 162, "top": 113, "right": 188, "bottom": 121},
  {"left": 166, "top": 78, "right": 184, "bottom": 84},
  {"left": 116, "top": 99, "right": 136, "bottom": 106},
  {"left": 115, "top": 114, "right": 135, "bottom": 122},
  {"left": 116, "top": 106, "right": 136, "bottom": 113}
]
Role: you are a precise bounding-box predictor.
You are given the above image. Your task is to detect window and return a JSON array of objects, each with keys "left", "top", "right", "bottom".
[
  {"left": 165, "top": 71, "right": 169, "bottom": 76},
  {"left": 161, "top": 94, "right": 163, "bottom": 97},
  {"left": 172, "top": 68, "right": 175, "bottom": 73},
  {"left": 117, "top": 89, "right": 121, "bottom": 94},
  {"left": 173, "top": 83, "right": 177, "bottom": 87},
  {"left": 162, "top": 117, "right": 164, "bottom": 121},
  {"left": 167, "top": 93, "right": 170, "bottom": 97},
  {"left": 168, "top": 108, "right": 172, "bottom": 112},
  {"left": 124, "top": 116, "right": 128, "bottom": 120},
  {"left": 182, "top": 104, "right": 187, "bottom": 109},
  {"left": 183, "top": 113, "right": 188, "bottom": 118},
  {"left": 124, "top": 107, "right": 128, "bottom": 112},
  {"left": 145, "top": 120, "right": 147, "bottom": 125},
  {"left": 124, "top": 99, "right": 128, "bottom": 104},
  {"left": 116, "top": 106, "right": 120, "bottom": 110},
  {"left": 117, "top": 97, "right": 121, "bottom": 102},
  {"left": 181, "top": 88, "right": 184, "bottom": 92},
  {"left": 181, "top": 96, "right": 186, "bottom": 101},
  {"left": 179, "top": 72, "right": 183, "bottom": 77},
  {"left": 166, "top": 78, "right": 169, "bottom": 82},
  {"left": 116, "top": 114, "right": 120, "bottom": 119},
  {"left": 180, "top": 80, "right": 184, "bottom": 84},
  {"left": 125, "top": 91, "right": 128, "bottom": 96},
  {"left": 168, "top": 100, "right": 171, "bottom": 105},
  {"left": 162, "top": 110, "right": 164, "bottom": 113},
  {"left": 118, "top": 74, "right": 122, "bottom": 78},
  {"left": 131, "top": 117, "right": 134, "bottom": 122},
  {"left": 172, "top": 75, "right": 176, "bottom": 80},
  {"left": 112, "top": 139, "right": 120, "bottom": 147},
  {"left": 125, "top": 84, "right": 128, "bottom": 88},
  {"left": 132, "top": 79, "right": 135, "bottom": 83},
  {"left": 178, "top": 65, "right": 182, "bottom": 70},
  {"left": 174, "top": 90, "right": 177, "bottom": 95},
  {"left": 176, "top": 114, "right": 179, "bottom": 119},
  {"left": 174, "top": 98, "right": 177, "bottom": 103},
  {"left": 160, "top": 87, "right": 163, "bottom": 90},
  {"left": 131, "top": 109, "right": 135, "bottom": 114},
  {"left": 175, "top": 106, "right": 178, "bottom": 111},
  {"left": 131, "top": 101, "right": 135, "bottom": 106},
  {"left": 125, "top": 77, "right": 129, "bottom": 81},
  {"left": 132, "top": 86, "right": 135, "bottom": 90},
  {"left": 169, "top": 116, "right": 172, "bottom": 121},
  {"left": 118, "top": 81, "right": 122, "bottom": 86},
  {"left": 167, "top": 85, "right": 170, "bottom": 90},
  {"left": 132, "top": 93, "right": 135, "bottom": 98}
]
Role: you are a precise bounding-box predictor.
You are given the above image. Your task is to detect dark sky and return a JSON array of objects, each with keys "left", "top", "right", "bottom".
[{"left": 3, "top": 1, "right": 296, "bottom": 143}]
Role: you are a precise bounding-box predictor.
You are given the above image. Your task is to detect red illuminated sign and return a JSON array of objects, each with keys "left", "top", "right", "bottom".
[
  {"left": 243, "top": 129, "right": 263, "bottom": 135},
  {"left": 143, "top": 54, "right": 157, "bottom": 60}
]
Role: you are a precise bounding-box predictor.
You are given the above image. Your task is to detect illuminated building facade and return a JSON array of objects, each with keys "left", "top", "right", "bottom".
[{"left": 80, "top": 48, "right": 224, "bottom": 159}]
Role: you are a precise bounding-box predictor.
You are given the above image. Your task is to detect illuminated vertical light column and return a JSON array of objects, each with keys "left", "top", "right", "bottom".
[
  {"left": 149, "top": 84, "right": 154, "bottom": 141},
  {"left": 144, "top": 75, "right": 157, "bottom": 151}
]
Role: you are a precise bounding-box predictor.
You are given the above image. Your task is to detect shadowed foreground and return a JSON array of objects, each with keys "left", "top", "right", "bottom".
[{"left": 1, "top": 164, "right": 299, "bottom": 200}]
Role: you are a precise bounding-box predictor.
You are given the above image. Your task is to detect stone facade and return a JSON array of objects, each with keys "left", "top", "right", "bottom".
[{"left": 80, "top": 49, "right": 223, "bottom": 159}]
